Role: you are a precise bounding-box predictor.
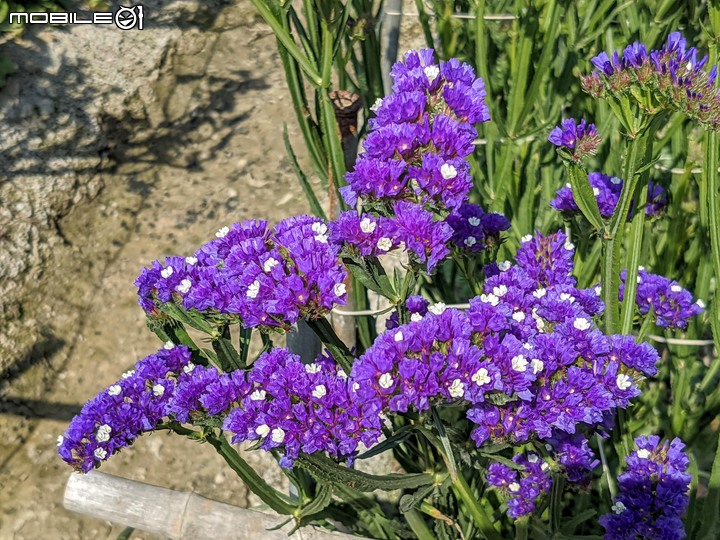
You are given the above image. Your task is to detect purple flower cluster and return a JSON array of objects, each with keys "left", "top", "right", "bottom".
[
  {"left": 330, "top": 204, "right": 453, "bottom": 272},
  {"left": 548, "top": 118, "right": 603, "bottom": 161},
  {"left": 619, "top": 269, "right": 704, "bottom": 329},
  {"left": 334, "top": 49, "right": 503, "bottom": 273},
  {"left": 385, "top": 295, "right": 430, "bottom": 330},
  {"left": 223, "top": 349, "right": 382, "bottom": 468},
  {"left": 446, "top": 202, "right": 511, "bottom": 252},
  {"left": 136, "top": 215, "right": 348, "bottom": 330},
  {"left": 599, "top": 436, "right": 691, "bottom": 540},
  {"left": 583, "top": 32, "right": 720, "bottom": 129},
  {"left": 350, "top": 231, "right": 658, "bottom": 456},
  {"left": 486, "top": 452, "right": 553, "bottom": 518},
  {"left": 551, "top": 173, "right": 667, "bottom": 220},
  {"left": 57, "top": 344, "right": 193, "bottom": 472}
]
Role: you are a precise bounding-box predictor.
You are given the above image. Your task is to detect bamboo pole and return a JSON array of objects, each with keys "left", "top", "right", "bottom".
[{"left": 64, "top": 471, "right": 362, "bottom": 540}]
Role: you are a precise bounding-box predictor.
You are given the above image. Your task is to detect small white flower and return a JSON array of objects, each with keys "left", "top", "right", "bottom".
[
  {"left": 108, "top": 385, "right": 122, "bottom": 396},
  {"left": 697, "top": 299, "right": 706, "bottom": 308},
  {"left": 185, "top": 256, "right": 198, "bottom": 266},
  {"left": 96, "top": 424, "right": 112, "bottom": 443},
  {"left": 527, "top": 454, "right": 539, "bottom": 463},
  {"left": 498, "top": 260, "right": 511, "bottom": 271},
  {"left": 152, "top": 384, "right": 165, "bottom": 397},
  {"left": 255, "top": 424, "right": 270, "bottom": 438},
  {"left": 493, "top": 285, "right": 508, "bottom": 297},
  {"left": 370, "top": 97, "right": 383, "bottom": 112},
  {"left": 533, "top": 311, "right": 546, "bottom": 331},
  {"left": 639, "top": 265, "right": 645, "bottom": 271},
  {"left": 161, "top": 266, "right": 174, "bottom": 279},
  {"left": 564, "top": 241, "right": 575, "bottom": 251},
  {"left": 671, "top": 284, "right": 683, "bottom": 293},
  {"left": 612, "top": 501, "right": 626, "bottom": 514},
  {"left": 637, "top": 275, "right": 643, "bottom": 284},
  {"left": 312, "top": 384, "right": 327, "bottom": 399},
  {"left": 464, "top": 236, "right": 477, "bottom": 247},
  {"left": 480, "top": 293, "right": 499, "bottom": 306},
  {"left": 468, "top": 216, "right": 481, "bottom": 226},
  {"left": 560, "top": 292, "right": 575, "bottom": 303},
  {"left": 263, "top": 258, "right": 279, "bottom": 272},
  {"left": 122, "top": 369, "right": 135, "bottom": 379},
  {"left": 472, "top": 368, "right": 491, "bottom": 386},
  {"left": 610, "top": 176, "right": 622, "bottom": 185},
  {"left": 448, "top": 379, "right": 465, "bottom": 398},
  {"left": 511, "top": 355, "right": 529, "bottom": 372},
  {"left": 508, "top": 482, "right": 520, "bottom": 492},
  {"left": 271, "top": 428, "right": 285, "bottom": 443},
  {"left": 616, "top": 374, "right": 632, "bottom": 390},
  {"left": 531, "top": 358, "right": 544, "bottom": 374},
  {"left": 521, "top": 234, "right": 532, "bottom": 243},
  {"left": 94, "top": 447, "right": 107, "bottom": 460},
  {"left": 411, "top": 313, "right": 423, "bottom": 322},
  {"left": 56, "top": 435, "right": 64, "bottom": 447},
  {"left": 337, "top": 369, "right": 348, "bottom": 380},
  {"left": 360, "top": 217, "right": 377, "bottom": 233},
  {"left": 573, "top": 318, "right": 591, "bottom": 331},
  {"left": 312, "top": 222, "right": 329, "bottom": 243},
  {"left": 352, "top": 382, "right": 360, "bottom": 392},
  {"left": 164, "top": 340, "right": 175, "bottom": 350},
  {"left": 565, "top": 183, "right": 572, "bottom": 188},
  {"left": 637, "top": 448, "right": 651, "bottom": 459},
  {"left": 305, "top": 363, "right": 321, "bottom": 374},
  {"left": 523, "top": 343, "right": 533, "bottom": 350},
  {"left": 592, "top": 187, "right": 600, "bottom": 196},
  {"left": 394, "top": 331, "right": 404, "bottom": 342},
  {"left": 541, "top": 462, "right": 550, "bottom": 471},
  {"left": 594, "top": 285, "right": 602, "bottom": 296},
  {"left": 216, "top": 226, "right": 229, "bottom": 238},
  {"left": 183, "top": 362, "right": 195, "bottom": 374},
  {"left": 428, "top": 302, "right": 447, "bottom": 315},
  {"left": 512, "top": 312, "right": 526, "bottom": 322},
  {"left": 533, "top": 288, "right": 547, "bottom": 298},
  {"left": 247, "top": 280, "right": 260, "bottom": 299},
  {"left": 250, "top": 389, "right": 267, "bottom": 401},
  {"left": 424, "top": 65, "right": 440, "bottom": 84},
  {"left": 334, "top": 283, "right": 347, "bottom": 296},
  {"left": 377, "top": 237, "right": 393, "bottom": 251},
  {"left": 378, "top": 373, "right": 394, "bottom": 389},
  {"left": 440, "top": 163, "right": 457, "bottom": 179},
  {"left": 176, "top": 279, "right": 192, "bottom": 294}
]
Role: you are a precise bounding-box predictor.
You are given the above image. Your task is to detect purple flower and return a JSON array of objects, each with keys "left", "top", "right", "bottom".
[
  {"left": 548, "top": 118, "right": 602, "bottom": 161},
  {"left": 390, "top": 201, "right": 453, "bottom": 272},
  {"left": 485, "top": 453, "right": 553, "bottom": 519},
  {"left": 446, "top": 202, "right": 510, "bottom": 252},
  {"left": 551, "top": 173, "right": 667, "bottom": 220},
  {"left": 600, "top": 436, "right": 691, "bottom": 540},
  {"left": 58, "top": 345, "right": 193, "bottom": 472},
  {"left": 620, "top": 269, "right": 704, "bottom": 329}
]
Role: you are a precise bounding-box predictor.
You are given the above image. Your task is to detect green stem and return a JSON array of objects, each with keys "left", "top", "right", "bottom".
[
  {"left": 451, "top": 472, "right": 502, "bottom": 540},
  {"left": 706, "top": 130, "right": 720, "bottom": 352},
  {"left": 514, "top": 519, "right": 529, "bottom": 540},
  {"left": 549, "top": 474, "right": 565, "bottom": 533}
]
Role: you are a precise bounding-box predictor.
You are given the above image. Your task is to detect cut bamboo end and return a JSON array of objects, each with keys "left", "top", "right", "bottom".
[{"left": 64, "top": 471, "right": 363, "bottom": 540}]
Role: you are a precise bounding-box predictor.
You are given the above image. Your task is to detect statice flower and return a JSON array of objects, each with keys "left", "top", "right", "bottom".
[
  {"left": 390, "top": 201, "right": 453, "bottom": 272},
  {"left": 619, "top": 269, "right": 704, "bottom": 329},
  {"left": 486, "top": 453, "right": 553, "bottom": 518},
  {"left": 57, "top": 344, "right": 192, "bottom": 472},
  {"left": 352, "top": 231, "right": 657, "bottom": 450},
  {"left": 446, "top": 202, "right": 511, "bottom": 252},
  {"left": 599, "top": 436, "right": 691, "bottom": 540},
  {"left": 550, "top": 433, "right": 600, "bottom": 485},
  {"left": 342, "top": 49, "right": 489, "bottom": 211},
  {"left": 385, "top": 295, "right": 430, "bottom": 329},
  {"left": 136, "top": 215, "right": 348, "bottom": 331},
  {"left": 223, "top": 349, "right": 382, "bottom": 468},
  {"left": 548, "top": 118, "right": 602, "bottom": 161},
  {"left": 551, "top": 173, "right": 667, "bottom": 220},
  {"left": 583, "top": 32, "right": 720, "bottom": 130}
]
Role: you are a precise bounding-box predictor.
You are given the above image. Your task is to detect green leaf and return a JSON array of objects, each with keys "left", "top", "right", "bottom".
[
  {"left": 399, "top": 484, "right": 437, "bottom": 513},
  {"left": 357, "top": 425, "right": 417, "bottom": 461},
  {"left": 211, "top": 327, "right": 243, "bottom": 372},
  {"left": 157, "top": 302, "right": 217, "bottom": 336},
  {"left": 343, "top": 256, "right": 398, "bottom": 301},
  {"left": 559, "top": 509, "right": 597, "bottom": 535},
  {"left": 297, "top": 453, "right": 435, "bottom": 492},
  {"left": 283, "top": 124, "right": 326, "bottom": 220},
  {"left": 695, "top": 431, "right": 720, "bottom": 539},
  {"left": 297, "top": 482, "right": 333, "bottom": 519},
  {"left": 566, "top": 162, "right": 605, "bottom": 232}
]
